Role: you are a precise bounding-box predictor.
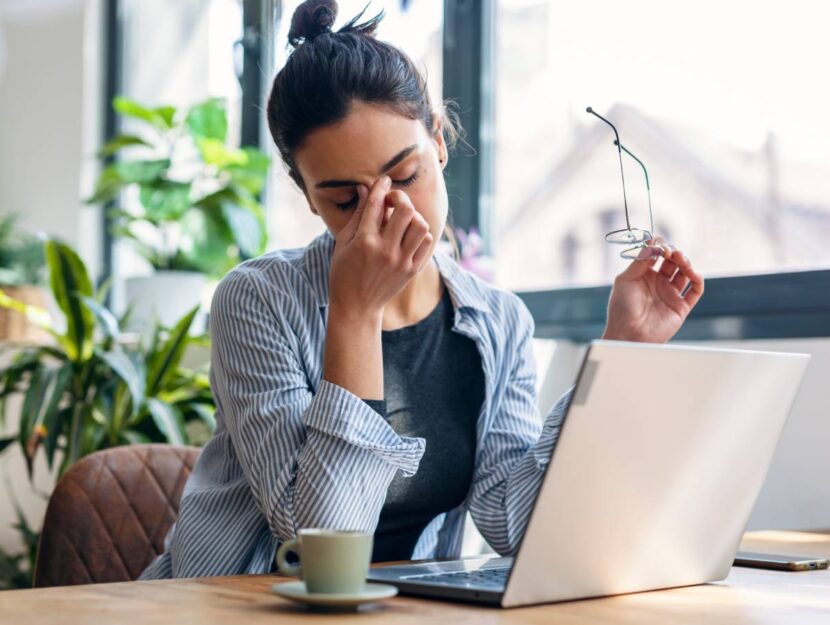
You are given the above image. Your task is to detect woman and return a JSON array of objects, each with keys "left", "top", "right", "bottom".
[{"left": 140, "top": 0, "right": 703, "bottom": 579}]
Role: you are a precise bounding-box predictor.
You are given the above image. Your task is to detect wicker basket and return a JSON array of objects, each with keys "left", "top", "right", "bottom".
[{"left": 0, "top": 285, "right": 52, "bottom": 345}]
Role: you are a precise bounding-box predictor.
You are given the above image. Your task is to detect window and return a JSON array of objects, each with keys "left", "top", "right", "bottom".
[
  {"left": 264, "top": 0, "right": 444, "bottom": 250},
  {"left": 112, "top": 0, "right": 244, "bottom": 308},
  {"left": 492, "top": 0, "right": 830, "bottom": 292}
]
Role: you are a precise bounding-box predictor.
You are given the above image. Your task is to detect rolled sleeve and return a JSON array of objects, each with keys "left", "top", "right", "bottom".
[{"left": 303, "top": 380, "right": 425, "bottom": 476}]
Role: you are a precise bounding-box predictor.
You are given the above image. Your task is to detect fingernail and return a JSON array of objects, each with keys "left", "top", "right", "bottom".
[
  {"left": 637, "top": 246, "right": 663, "bottom": 259},
  {"left": 381, "top": 175, "right": 392, "bottom": 188}
]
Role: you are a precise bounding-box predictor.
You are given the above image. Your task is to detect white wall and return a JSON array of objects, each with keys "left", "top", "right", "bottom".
[{"left": 0, "top": 0, "right": 101, "bottom": 556}]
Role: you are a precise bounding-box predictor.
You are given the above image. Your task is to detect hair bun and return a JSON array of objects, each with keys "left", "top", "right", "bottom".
[{"left": 288, "top": 0, "right": 339, "bottom": 48}]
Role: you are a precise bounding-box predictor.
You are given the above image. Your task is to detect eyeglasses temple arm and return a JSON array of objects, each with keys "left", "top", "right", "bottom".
[
  {"left": 586, "top": 107, "right": 630, "bottom": 229},
  {"left": 614, "top": 140, "right": 654, "bottom": 237}
]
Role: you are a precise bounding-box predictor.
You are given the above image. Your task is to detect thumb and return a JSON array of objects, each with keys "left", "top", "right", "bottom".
[{"left": 337, "top": 185, "right": 369, "bottom": 242}]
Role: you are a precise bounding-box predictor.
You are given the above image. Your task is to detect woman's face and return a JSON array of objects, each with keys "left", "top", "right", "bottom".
[{"left": 292, "top": 101, "right": 449, "bottom": 250}]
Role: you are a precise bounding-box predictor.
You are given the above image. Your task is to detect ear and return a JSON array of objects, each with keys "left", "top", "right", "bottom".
[{"left": 432, "top": 114, "right": 448, "bottom": 170}]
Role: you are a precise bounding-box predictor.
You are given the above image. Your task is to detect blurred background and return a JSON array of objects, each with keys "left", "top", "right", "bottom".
[{"left": 1, "top": 0, "right": 829, "bottom": 587}]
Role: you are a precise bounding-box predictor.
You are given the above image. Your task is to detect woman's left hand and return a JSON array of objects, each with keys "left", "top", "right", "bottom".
[{"left": 602, "top": 237, "right": 704, "bottom": 344}]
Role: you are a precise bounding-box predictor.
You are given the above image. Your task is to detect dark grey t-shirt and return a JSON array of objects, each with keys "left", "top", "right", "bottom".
[{"left": 365, "top": 286, "right": 485, "bottom": 563}]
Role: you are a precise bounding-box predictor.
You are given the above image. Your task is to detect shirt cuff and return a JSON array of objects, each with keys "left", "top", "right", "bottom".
[{"left": 304, "top": 379, "right": 425, "bottom": 476}]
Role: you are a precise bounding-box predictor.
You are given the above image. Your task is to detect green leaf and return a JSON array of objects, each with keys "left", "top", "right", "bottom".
[
  {"left": 146, "top": 398, "right": 186, "bottom": 445},
  {"left": 98, "top": 349, "right": 145, "bottom": 418},
  {"left": 95, "top": 275, "right": 113, "bottom": 305},
  {"left": 118, "top": 300, "right": 137, "bottom": 330},
  {"left": 146, "top": 306, "right": 199, "bottom": 395},
  {"left": 178, "top": 202, "right": 237, "bottom": 278},
  {"left": 188, "top": 402, "right": 216, "bottom": 432},
  {"left": 97, "top": 134, "right": 151, "bottom": 157},
  {"left": 63, "top": 403, "right": 90, "bottom": 472},
  {"left": 19, "top": 369, "right": 45, "bottom": 449},
  {"left": 185, "top": 98, "right": 227, "bottom": 141},
  {"left": 85, "top": 164, "right": 126, "bottom": 204},
  {"left": 197, "top": 138, "right": 247, "bottom": 168},
  {"left": 44, "top": 406, "right": 71, "bottom": 470},
  {"left": 113, "top": 96, "right": 175, "bottom": 129},
  {"left": 45, "top": 240, "right": 95, "bottom": 362},
  {"left": 155, "top": 106, "right": 176, "bottom": 128},
  {"left": 139, "top": 180, "right": 192, "bottom": 221},
  {"left": 81, "top": 295, "right": 120, "bottom": 342},
  {"left": 225, "top": 148, "right": 271, "bottom": 195},
  {"left": 121, "top": 430, "right": 151, "bottom": 445},
  {"left": 220, "top": 196, "right": 266, "bottom": 258},
  {"left": 32, "top": 364, "right": 72, "bottom": 433},
  {"left": 113, "top": 159, "right": 169, "bottom": 184}
]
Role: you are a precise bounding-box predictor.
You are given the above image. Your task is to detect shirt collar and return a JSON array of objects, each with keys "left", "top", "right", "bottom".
[{"left": 303, "top": 230, "right": 490, "bottom": 314}]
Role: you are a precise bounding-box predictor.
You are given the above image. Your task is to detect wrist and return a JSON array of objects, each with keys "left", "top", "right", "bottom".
[
  {"left": 601, "top": 324, "right": 627, "bottom": 342},
  {"left": 327, "top": 301, "right": 383, "bottom": 329}
]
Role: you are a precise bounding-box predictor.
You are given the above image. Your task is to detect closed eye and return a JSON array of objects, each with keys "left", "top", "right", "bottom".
[{"left": 334, "top": 171, "right": 420, "bottom": 211}]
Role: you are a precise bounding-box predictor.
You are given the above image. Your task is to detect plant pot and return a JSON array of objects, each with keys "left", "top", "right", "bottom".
[
  {"left": 124, "top": 271, "right": 207, "bottom": 334},
  {"left": 0, "top": 284, "right": 52, "bottom": 344}
]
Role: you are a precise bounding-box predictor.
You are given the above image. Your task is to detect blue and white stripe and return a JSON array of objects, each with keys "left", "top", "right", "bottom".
[{"left": 139, "top": 230, "right": 573, "bottom": 580}]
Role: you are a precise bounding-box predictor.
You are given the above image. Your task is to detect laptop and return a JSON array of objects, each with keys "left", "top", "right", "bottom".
[{"left": 368, "top": 340, "right": 810, "bottom": 608}]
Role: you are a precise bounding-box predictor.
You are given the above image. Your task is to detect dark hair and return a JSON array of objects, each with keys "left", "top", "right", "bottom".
[{"left": 266, "top": 0, "right": 460, "bottom": 191}]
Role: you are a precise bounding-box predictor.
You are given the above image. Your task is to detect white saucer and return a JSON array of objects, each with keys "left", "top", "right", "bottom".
[{"left": 270, "top": 581, "right": 398, "bottom": 610}]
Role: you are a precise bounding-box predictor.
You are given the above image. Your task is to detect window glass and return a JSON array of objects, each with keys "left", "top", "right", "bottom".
[{"left": 492, "top": 0, "right": 830, "bottom": 290}]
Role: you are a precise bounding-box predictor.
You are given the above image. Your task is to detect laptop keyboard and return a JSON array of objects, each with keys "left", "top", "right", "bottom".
[{"left": 406, "top": 566, "right": 510, "bottom": 588}]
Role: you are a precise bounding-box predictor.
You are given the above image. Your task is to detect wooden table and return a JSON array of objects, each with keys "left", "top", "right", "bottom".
[{"left": 3, "top": 531, "right": 829, "bottom": 624}]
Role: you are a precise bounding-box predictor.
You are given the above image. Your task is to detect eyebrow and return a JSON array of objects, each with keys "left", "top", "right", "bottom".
[{"left": 314, "top": 144, "right": 418, "bottom": 189}]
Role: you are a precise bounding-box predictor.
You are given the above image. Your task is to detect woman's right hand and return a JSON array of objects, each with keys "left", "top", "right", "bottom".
[{"left": 328, "top": 175, "right": 434, "bottom": 320}]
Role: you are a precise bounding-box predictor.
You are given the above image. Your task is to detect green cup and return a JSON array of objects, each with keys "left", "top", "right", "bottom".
[{"left": 275, "top": 529, "right": 373, "bottom": 594}]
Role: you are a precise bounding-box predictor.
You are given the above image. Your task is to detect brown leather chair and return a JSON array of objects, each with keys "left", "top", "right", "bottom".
[{"left": 33, "top": 444, "right": 200, "bottom": 587}]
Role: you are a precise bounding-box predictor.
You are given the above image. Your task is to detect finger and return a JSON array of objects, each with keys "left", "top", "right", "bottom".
[
  {"left": 659, "top": 258, "right": 679, "bottom": 280},
  {"left": 358, "top": 175, "right": 391, "bottom": 234},
  {"left": 616, "top": 245, "right": 662, "bottom": 281},
  {"left": 670, "top": 268, "right": 691, "bottom": 297},
  {"left": 678, "top": 261, "right": 705, "bottom": 307},
  {"left": 337, "top": 184, "right": 368, "bottom": 242},
  {"left": 383, "top": 190, "right": 417, "bottom": 244},
  {"left": 401, "top": 211, "right": 430, "bottom": 258},
  {"left": 684, "top": 278, "right": 704, "bottom": 307},
  {"left": 411, "top": 231, "right": 434, "bottom": 270},
  {"left": 663, "top": 252, "right": 704, "bottom": 306}
]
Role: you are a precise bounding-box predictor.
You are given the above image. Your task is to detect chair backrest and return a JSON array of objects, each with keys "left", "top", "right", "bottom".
[{"left": 33, "top": 444, "right": 200, "bottom": 587}]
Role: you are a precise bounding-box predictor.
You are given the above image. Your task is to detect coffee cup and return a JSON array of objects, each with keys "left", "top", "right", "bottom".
[{"left": 275, "top": 529, "right": 373, "bottom": 594}]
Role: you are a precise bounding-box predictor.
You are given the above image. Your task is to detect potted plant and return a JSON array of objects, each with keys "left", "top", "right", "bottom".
[
  {"left": 0, "top": 213, "right": 49, "bottom": 344},
  {"left": 86, "top": 96, "right": 270, "bottom": 332},
  {"left": 0, "top": 238, "right": 215, "bottom": 589}
]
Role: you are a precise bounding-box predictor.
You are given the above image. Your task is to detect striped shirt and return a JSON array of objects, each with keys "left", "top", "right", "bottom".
[{"left": 138, "top": 230, "right": 573, "bottom": 580}]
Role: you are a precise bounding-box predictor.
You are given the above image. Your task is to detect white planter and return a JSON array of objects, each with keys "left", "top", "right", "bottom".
[{"left": 124, "top": 271, "right": 208, "bottom": 334}]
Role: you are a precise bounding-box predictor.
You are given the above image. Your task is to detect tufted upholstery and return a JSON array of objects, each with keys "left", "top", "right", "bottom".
[{"left": 33, "top": 444, "right": 200, "bottom": 587}]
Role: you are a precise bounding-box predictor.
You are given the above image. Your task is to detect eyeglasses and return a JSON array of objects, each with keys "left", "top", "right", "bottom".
[{"left": 586, "top": 107, "right": 655, "bottom": 260}]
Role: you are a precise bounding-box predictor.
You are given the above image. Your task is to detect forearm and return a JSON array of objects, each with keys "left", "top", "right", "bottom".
[
  {"left": 323, "top": 304, "right": 384, "bottom": 400},
  {"left": 270, "top": 379, "right": 425, "bottom": 537},
  {"left": 471, "top": 388, "right": 574, "bottom": 555}
]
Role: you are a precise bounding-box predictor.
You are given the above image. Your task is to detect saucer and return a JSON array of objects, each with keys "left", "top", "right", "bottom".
[{"left": 270, "top": 581, "right": 398, "bottom": 610}]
